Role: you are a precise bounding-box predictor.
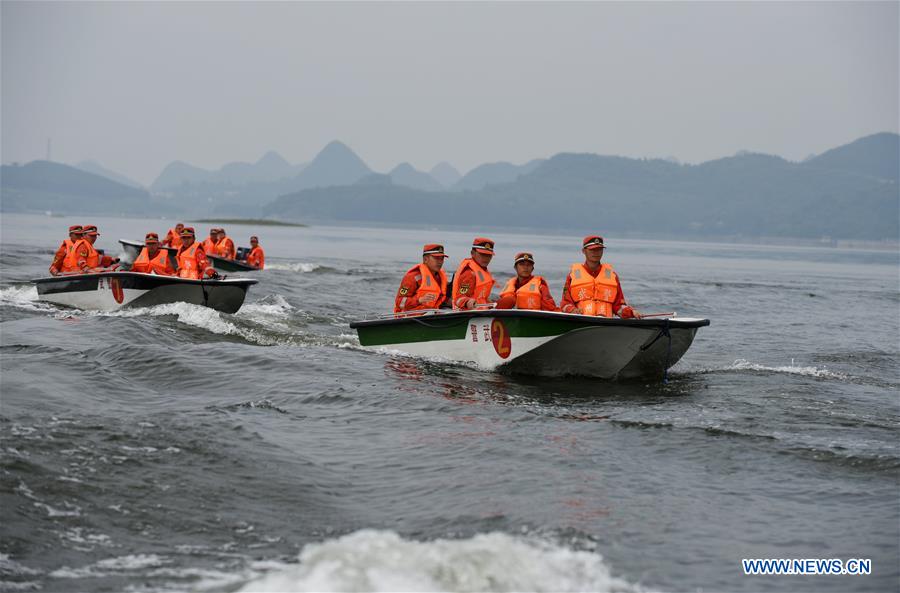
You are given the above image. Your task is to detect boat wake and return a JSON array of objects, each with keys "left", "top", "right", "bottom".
[
  {"left": 0, "top": 284, "right": 58, "bottom": 313},
  {"left": 234, "top": 529, "right": 641, "bottom": 593},
  {"left": 265, "top": 262, "right": 325, "bottom": 273},
  {"left": 691, "top": 358, "right": 849, "bottom": 380}
]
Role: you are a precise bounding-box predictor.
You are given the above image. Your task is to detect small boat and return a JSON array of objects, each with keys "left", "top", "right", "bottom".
[
  {"left": 33, "top": 271, "right": 257, "bottom": 314},
  {"left": 207, "top": 253, "right": 258, "bottom": 272},
  {"left": 350, "top": 309, "right": 710, "bottom": 380}
]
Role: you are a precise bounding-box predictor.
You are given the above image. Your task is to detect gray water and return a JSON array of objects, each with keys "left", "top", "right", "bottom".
[{"left": 1, "top": 213, "right": 898, "bottom": 592}]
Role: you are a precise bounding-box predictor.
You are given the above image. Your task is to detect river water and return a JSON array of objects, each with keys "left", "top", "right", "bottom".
[{"left": 1, "top": 213, "right": 897, "bottom": 592}]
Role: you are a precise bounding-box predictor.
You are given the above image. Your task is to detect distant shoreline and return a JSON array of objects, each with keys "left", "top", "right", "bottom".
[{"left": 190, "top": 218, "right": 307, "bottom": 227}]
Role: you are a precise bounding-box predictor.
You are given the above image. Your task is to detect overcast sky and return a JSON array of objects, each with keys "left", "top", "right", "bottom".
[{"left": 2, "top": 1, "right": 897, "bottom": 186}]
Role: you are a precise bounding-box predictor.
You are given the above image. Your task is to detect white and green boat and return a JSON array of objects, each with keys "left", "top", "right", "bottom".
[{"left": 350, "top": 310, "right": 709, "bottom": 380}]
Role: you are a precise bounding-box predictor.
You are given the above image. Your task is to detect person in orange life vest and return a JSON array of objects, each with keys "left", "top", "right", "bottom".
[
  {"left": 73, "top": 225, "right": 119, "bottom": 273},
  {"left": 560, "top": 235, "right": 642, "bottom": 318},
  {"left": 131, "top": 233, "right": 176, "bottom": 275},
  {"left": 245, "top": 236, "right": 265, "bottom": 269},
  {"left": 176, "top": 227, "right": 218, "bottom": 279},
  {"left": 395, "top": 243, "right": 450, "bottom": 313},
  {"left": 451, "top": 237, "right": 497, "bottom": 310},
  {"left": 216, "top": 228, "right": 237, "bottom": 260},
  {"left": 49, "top": 225, "right": 83, "bottom": 276},
  {"left": 163, "top": 222, "right": 185, "bottom": 249},
  {"left": 202, "top": 228, "right": 219, "bottom": 255},
  {"left": 496, "top": 252, "right": 559, "bottom": 311}
]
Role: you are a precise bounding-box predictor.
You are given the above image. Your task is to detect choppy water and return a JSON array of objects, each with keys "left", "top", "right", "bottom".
[{"left": 1, "top": 213, "right": 898, "bottom": 592}]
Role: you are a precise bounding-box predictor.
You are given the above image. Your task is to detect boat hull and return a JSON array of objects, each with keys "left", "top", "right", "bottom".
[
  {"left": 350, "top": 310, "right": 709, "bottom": 380},
  {"left": 207, "top": 254, "right": 257, "bottom": 272},
  {"left": 33, "top": 272, "right": 257, "bottom": 314}
]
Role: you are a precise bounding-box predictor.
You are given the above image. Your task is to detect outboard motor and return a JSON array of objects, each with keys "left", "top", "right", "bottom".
[{"left": 236, "top": 246, "right": 251, "bottom": 261}]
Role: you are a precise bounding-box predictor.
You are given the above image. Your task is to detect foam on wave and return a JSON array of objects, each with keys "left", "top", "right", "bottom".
[
  {"left": 237, "top": 529, "right": 641, "bottom": 593},
  {"left": 266, "top": 262, "right": 322, "bottom": 273},
  {"left": 723, "top": 358, "right": 849, "bottom": 379},
  {"left": 0, "top": 285, "right": 57, "bottom": 312}
]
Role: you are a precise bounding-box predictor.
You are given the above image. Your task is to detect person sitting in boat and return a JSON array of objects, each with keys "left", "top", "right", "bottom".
[
  {"left": 560, "top": 235, "right": 642, "bottom": 318},
  {"left": 163, "top": 222, "right": 185, "bottom": 249},
  {"left": 48, "top": 225, "right": 83, "bottom": 276},
  {"left": 176, "top": 227, "right": 218, "bottom": 280},
  {"left": 216, "top": 228, "right": 237, "bottom": 260},
  {"left": 395, "top": 243, "right": 450, "bottom": 314},
  {"left": 244, "top": 236, "right": 265, "bottom": 269},
  {"left": 496, "top": 252, "right": 559, "bottom": 311},
  {"left": 131, "top": 232, "right": 176, "bottom": 275},
  {"left": 73, "top": 225, "right": 119, "bottom": 273},
  {"left": 451, "top": 237, "right": 497, "bottom": 310},
  {"left": 202, "top": 227, "right": 220, "bottom": 255}
]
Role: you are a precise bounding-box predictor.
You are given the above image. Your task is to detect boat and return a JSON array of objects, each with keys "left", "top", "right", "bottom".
[
  {"left": 207, "top": 253, "right": 258, "bottom": 272},
  {"left": 33, "top": 271, "right": 257, "bottom": 314},
  {"left": 350, "top": 309, "right": 710, "bottom": 380},
  {"left": 119, "top": 239, "right": 257, "bottom": 272}
]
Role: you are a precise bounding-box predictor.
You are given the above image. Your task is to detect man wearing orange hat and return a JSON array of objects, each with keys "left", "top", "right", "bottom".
[
  {"left": 395, "top": 244, "right": 450, "bottom": 313},
  {"left": 202, "top": 228, "right": 219, "bottom": 255},
  {"left": 560, "top": 235, "right": 642, "bottom": 318},
  {"left": 215, "top": 228, "right": 237, "bottom": 260},
  {"left": 163, "top": 222, "right": 185, "bottom": 249},
  {"left": 49, "top": 225, "right": 83, "bottom": 276},
  {"left": 74, "top": 225, "right": 118, "bottom": 273},
  {"left": 131, "top": 233, "right": 176, "bottom": 275},
  {"left": 176, "top": 226, "right": 218, "bottom": 279},
  {"left": 496, "top": 252, "right": 559, "bottom": 311},
  {"left": 245, "top": 236, "right": 265, "bottom": 270},
  {"left": 451, "top": 237, "right": 497, "bottom": 310}
]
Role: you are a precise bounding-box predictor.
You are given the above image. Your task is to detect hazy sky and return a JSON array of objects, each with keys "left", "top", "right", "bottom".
[{"left": 2, "top": 1, "right": 897, "bottom": 185}]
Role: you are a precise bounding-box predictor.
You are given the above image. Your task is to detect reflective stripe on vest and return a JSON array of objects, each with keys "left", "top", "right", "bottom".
[
  {"left": 451, "top": 258, "right": 495, "bottom": 309},
  {"left": 133, "top": 248, "right": 171, "bottom": 275},
  {"left": 500, "top": 276, "right": 544, "bottom": 310},
  {"left": 177, "top": 243, "right": 201, "bottom": 279},
  {"left": 569, "top": 263, "right": 617, "bottom": 317}
]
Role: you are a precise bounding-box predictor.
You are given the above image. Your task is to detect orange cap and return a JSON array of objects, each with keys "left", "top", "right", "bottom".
[
  {"left": 514, "top": 252, "right": 534, "bottom": 264},
  {"left": 82, "top": 225, "right": 99, "bottom": 236},
  {"left": 472, "top": 237, "right": 495, "bottom": 255},
  {"left": 180, "top": 226, "right": 195, "bottom": 236},
  {"left": 582, "top": 235, "right": 604, "bottom": 249},
  {"left": 68, "top": 225, "right": 83, "bottom": 234},
  {"left": 423, "top": 243, "right": 449, "bottom": 258},
  {"left": 145, "top": 232, "right": 160, "bottom": 244}
]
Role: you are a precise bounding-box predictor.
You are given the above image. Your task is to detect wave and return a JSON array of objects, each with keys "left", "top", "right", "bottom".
[
  {"left": 236, "top": 529, "right": 641, "bottom": 593},
  {"left": 266, "top": 262, "right": 326, "bottom": 273},
  {"left": 691, "top": 358, "right": 849, "bottom": 380},
  {"left": 0, "top": 285, "right": 58, "bottom": 313}
]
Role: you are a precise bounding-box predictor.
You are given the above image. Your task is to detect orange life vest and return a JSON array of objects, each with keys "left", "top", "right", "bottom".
[
  {"left": 177, "top": 243, "right": 203, "bottom": 279},
  {"left": 452, "top": 258, "right": 495, "bottom": 309},
  {"left": 216, "top": 236, "right": 236, "bottom": 259},
  {"left": 202, "top": 238, "right": 218, "bottom": 255},
  {"left": 132, "top": 247, "right": 173, "bottom": 275},
  {"left": 246, "top": 246, "right": 265, "bottom": 269},
  {"left": 500, "top": 275, "right": 545, "bottom": 310},
  {"left": 398, "top": 263, "right": 447, "bottom": 313},
  {"left": 59, "top": 239, "right": 81, "bottom": 273},
  {"left": 74, "top": 238, "right": 101, "bottom": 270},
  {"left": 166, "top": 228, "right": 183, "bottom": 249},
  {"left": 569, "top": 263, "right": 618, "bottom": 317}
]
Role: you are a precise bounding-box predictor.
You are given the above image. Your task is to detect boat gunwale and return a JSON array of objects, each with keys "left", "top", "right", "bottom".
[
  {"left": 32, "top": 271, "right": 258, "bottom": 287},
  {"left": 350, "top": 309, "right": 710, "bottom": 330}
]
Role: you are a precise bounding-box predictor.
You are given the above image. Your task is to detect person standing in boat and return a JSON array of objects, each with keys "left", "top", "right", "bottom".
[
  {"left": 73, "top": 225, "right": 119, "bottom": 273},
  {"left": 451, "top": 237, "right": 497, "bottom": 310},
  {"left": 245, "top": 236, "right": 265, "bottom": 270},
  {"left": 48, "top": 225, "right": 83, "bottom": 276},
  {"left": 394, "top": 243, "right": 450, "bottom": 313},
  {"left": 131, "top": 232, "right": 176, "bottom": 275},
  {"left": 496, "top": 252, "right": 559, "bottom": 311},
  {"left": 560, "top": 235, "right": 641, "bottom": 318},
  {"left": 202, "top": 228, "right": 220, "bottom": 255},
  {"left": 216, "top": 228, "right": 237, "bottom": 260},
  {"left": 176, "top": 227, "right": 218, "bottom": 280},
  {"left": 163, "top": 222, "right": 185, "bottom": 249}
]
